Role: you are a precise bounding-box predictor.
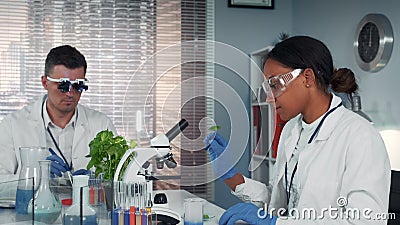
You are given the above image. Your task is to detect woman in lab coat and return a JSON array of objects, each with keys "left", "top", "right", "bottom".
[{"left": 204, "top": 36, "right": 391, "bottom": 225}]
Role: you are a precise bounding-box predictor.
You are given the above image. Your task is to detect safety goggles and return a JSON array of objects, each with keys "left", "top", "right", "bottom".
[
  {"left": 261, "top": 69, "right": 303, "bottom": 99},
  {"left": 46, "top": 76, "right": 88, "bottom": 93}
]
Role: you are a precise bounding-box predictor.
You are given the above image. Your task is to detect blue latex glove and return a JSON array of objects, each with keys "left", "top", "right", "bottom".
[
  {"left": 219, "top": 202, "right": 277, "bottom": 225},
  {"left": 203, "top": 132, "right": 238, "bottom": 181},
  {"left": 46, "top": 149, "right": 70, "bottom": 178},
  {"left": 72, "top": 169, "right": 90, "bottom": 176}
]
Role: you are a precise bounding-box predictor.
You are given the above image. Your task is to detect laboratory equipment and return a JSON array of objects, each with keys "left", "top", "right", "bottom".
[
  {"left": 114, "top": 119, "right": 188, "bottom": 182},
  {"left": 16, "top": 147, "right": 47, "bottom": 215},
  {"left": 152, "top": 192, "right": 181, "bottom": 224},
  {"left": 351, "top": 92, "right": 373, "bottom": 123},
  {"left": 28, "top": 160, "right": 62, "bottom": 224},
  {"left": 153, "top": 193, "right": 168, "bottom": 205},
  {"left": 112, "top": 181, "right": 153, "bottom": 225},
  {"left": 113, "top": 119, "right": 188, "bottom": 225},
  {"left": 63, "top": 175, "right": 98, "bottom": 225},
  {"left": 183, "top": 198, "right": 204, "bottom": 225}
]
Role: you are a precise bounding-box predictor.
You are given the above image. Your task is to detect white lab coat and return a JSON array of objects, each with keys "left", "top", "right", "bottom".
[
  {"left": 0, "top": 94, "right": 117, "bottom": 178},
  {"left": 233, "top": 94, "right": 391, "bottom": 225}
]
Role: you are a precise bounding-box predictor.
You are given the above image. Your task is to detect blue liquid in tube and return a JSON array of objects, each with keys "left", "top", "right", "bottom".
[
  {"left": 184, "top": 222, "right": 203, "bottom": 225},
  {"left": 15, "top": 189, "right": 34, "bottom": 214},
  {"left": 113, "top": 208, "right": 120, "bottom": 225},
  {"left": 124, "top": 210, "right": 130, "bottom": 225}
]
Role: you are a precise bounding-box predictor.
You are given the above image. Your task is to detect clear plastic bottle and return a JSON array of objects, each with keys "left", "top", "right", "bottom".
[
  {"left": 63, "top": 175, "right": 98, "bottom": 225},
  {"left": 28, "top": 160, "right": 62, "bottom": 224}
]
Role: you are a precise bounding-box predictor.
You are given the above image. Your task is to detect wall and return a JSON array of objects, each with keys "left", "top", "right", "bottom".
[
  {"left": 292, "top": 0, "right": 400, "bottom": 130},
  {"left": 213, "top": 0, "right": 293, "bottom": 209}
]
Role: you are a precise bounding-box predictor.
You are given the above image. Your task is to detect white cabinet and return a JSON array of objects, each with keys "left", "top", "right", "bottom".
[{"left": 249, "top": 46, "right": 277, "bottom": 185}]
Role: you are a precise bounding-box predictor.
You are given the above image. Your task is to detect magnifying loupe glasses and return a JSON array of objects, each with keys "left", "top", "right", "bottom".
[{"left": 46, "top": 76, "right": 88, "bottom": 93}]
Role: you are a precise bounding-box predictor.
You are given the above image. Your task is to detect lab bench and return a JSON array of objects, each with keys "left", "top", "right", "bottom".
[{"left": 0, "top": 190, "right": 224, "bottom": 225}]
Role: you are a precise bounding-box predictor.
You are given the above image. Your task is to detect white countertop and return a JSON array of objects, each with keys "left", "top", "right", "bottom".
[
  {"left": 0, "top": 189, "right": 225, "bottom": 225},
  {"left": 153, "top": 189, "right": 225, "bottom": 225}
]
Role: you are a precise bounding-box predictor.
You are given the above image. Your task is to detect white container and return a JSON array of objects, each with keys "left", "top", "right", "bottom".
[{"left": 63, "top": 175, "right": 98, "bottom": 225}]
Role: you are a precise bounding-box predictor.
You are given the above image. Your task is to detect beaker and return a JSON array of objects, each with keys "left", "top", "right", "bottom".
[
  {"left": 28, "top": 160, "right": 62, "bottom": 224},
  {"left": 184, "top": 198, "right": 205, "bottom": 225},
  {"left": 15, "top": 146, "right": 47, "bottom": 215}
]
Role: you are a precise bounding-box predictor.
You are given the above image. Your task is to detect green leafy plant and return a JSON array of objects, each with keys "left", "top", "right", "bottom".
[{"left": 86, "top": 130, "right": 137, "bottom": 180}]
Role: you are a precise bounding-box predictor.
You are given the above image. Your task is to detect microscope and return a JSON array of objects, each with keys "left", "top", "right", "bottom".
[
  {"left": 113, "top": 119, "right": 189, "bottom": 224},
  {"left": 113, "top": 119, "right": 188, "bottom": 182}
]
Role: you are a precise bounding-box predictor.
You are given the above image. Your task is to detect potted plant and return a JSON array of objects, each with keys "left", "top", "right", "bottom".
[{"left": 86, "top": 129, "right": 136, "bottom": 210}]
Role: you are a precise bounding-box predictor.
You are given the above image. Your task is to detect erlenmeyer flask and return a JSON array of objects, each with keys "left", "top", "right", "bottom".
[
  {"left": 28, "top": 160, "right": 62, "bottom": 224},
  {"left": 15, "top": 147, "right": 47, "bottom": 215},
  {"left": 63, "top": 175, "right": 98, "bottom": 225}
]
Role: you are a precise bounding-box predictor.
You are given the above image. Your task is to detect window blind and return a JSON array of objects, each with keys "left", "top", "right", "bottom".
[{"left": 0, "top": 0, "right": 214, "bottom": 200}]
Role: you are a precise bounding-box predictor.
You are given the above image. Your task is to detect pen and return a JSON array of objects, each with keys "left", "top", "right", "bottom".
[{"left": 48, "top": 148, "right": 73, "bottom": 184}]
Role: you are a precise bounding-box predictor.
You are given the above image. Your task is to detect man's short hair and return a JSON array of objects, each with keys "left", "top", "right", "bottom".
[{"left": 44, "top": 45, "right": 87, "bottom": 76}]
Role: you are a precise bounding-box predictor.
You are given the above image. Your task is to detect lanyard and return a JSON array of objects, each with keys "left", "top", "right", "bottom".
[
  {"left": 285, "top": 102, "right": 343, "bottom": 206},
  {"left": 47, "top": 127, "right": 72, "bottom": 170},
  {"left": 41, "top": 97, "right": 74, "bottom": 170}
]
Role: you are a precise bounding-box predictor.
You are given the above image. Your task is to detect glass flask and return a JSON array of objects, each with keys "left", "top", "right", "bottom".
[
  {"left": 63, "top": 175, "right": 98, "bottom": 225},
  {"left": 16, "top": 147, "right": 47, "bottom": 215},
  {"left": 28, "top": 160, "right": 62, "bottom": 224}
]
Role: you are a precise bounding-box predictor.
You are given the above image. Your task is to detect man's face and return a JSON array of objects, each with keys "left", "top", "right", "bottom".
[{"left": 41, "top": 65, "right": 85, "bottom": 115}]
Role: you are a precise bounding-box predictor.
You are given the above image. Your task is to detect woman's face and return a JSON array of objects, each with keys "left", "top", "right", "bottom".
[{"left": 263, "top": 59, "right": 309, "bottom": 121}]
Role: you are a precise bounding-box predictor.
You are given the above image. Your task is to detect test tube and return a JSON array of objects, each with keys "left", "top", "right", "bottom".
[
  {"left": 124, "top": 209, "right": 130, "bottom": 225},
  {"left": 112, "top": 209, "right": 124, "bottom": 225},
  {"left": 146, "top": 207, "right": 152, "bottom": 225},
  {"left": 112, "top": 182, "right": 119, "bottom": 225},
  {"left": 130, "top": 206, "right": 136, "bottom": 225},
  {"left": 135, "top": 207, "right": 141, "bottom": 225},
  {"left": 119, "top": 209, "right": 124, "bottom": 225},
  {"left": 141, "top": 208, "right": 148, "bottom": 225}
]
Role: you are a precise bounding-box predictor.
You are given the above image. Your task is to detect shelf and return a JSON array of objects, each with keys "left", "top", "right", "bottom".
[
  {"left": 252, "top": 102, "right": 272, "bottom": 106},
  {"left": 252, "top": 154, "right": 276, "bottom": 162},
  {"left": 250, "top": 45, "right": 275, "bottom": 184}
]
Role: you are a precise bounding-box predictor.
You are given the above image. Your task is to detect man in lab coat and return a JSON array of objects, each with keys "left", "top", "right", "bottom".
[{"left": 0, "top": 45, "right": 117, "bottom": 183}]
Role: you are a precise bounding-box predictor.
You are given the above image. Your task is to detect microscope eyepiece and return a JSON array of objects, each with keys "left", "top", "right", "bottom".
[{"left": 165, "top": 119, "right": 189, "bottom": 142}]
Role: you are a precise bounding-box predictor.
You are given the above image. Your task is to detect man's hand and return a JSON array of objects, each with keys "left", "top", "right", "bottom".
[
  {"left": 72, "top": 169, "right": 90, "bottom": 176},
  {"left": 46, "top": 154, "right": 70, "bottom": 178}
]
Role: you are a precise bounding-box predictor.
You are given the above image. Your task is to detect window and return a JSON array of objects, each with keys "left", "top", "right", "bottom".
[{"left": 0, "top": 0, "right": 214, "bottom": 200}]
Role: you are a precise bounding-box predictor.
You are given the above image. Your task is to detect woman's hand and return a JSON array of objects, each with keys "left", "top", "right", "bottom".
[
  {"left": 203, "top": 132, "right": 238, "bottom": 181},
  {"left": 219, "top": 202, "right": 277, "bottom": 225}
]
